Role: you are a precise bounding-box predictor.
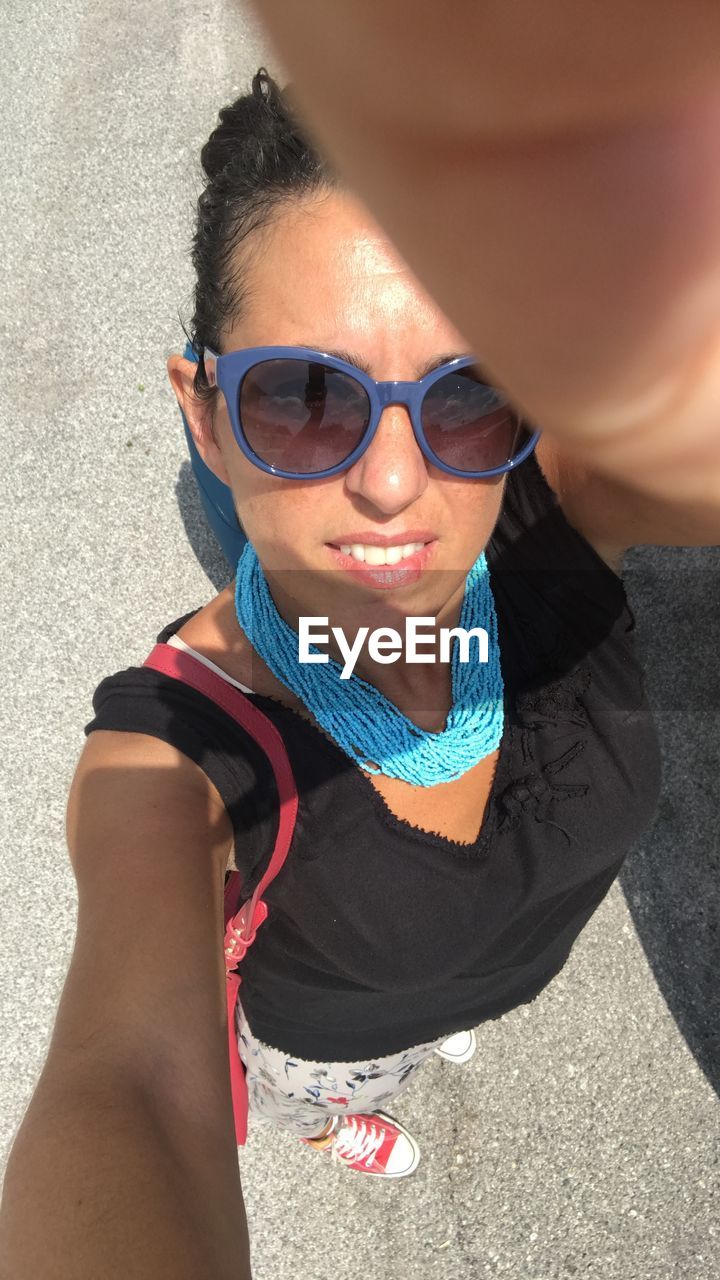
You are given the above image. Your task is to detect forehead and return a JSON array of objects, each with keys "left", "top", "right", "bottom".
[{"left": 230, "top": 190, "right": 467, "bottom": 352}]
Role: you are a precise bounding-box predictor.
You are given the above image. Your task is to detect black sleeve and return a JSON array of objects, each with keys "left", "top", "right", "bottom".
[{"left": 84, "top": 665, "right": 280, "bottom": 896}]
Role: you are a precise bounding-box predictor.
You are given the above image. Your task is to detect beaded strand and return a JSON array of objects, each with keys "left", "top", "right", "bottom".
[{"left": 234, "top": 544, "right": 504, "bottom": 786}]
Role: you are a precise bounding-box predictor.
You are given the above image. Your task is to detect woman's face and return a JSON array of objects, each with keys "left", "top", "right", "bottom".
[{"left": 180, "top": 190, "right": 506, "bottom": 629}]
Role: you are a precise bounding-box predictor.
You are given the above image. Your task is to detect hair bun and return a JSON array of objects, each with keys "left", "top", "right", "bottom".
[
  {"left": 200, "top": 68, "right": 287, "bottom": 184},
  {"left": 189, "top": 66, "right": 335, "bottom": 383},
  {"left": 252, "top": 67, "right": 276, "bottom": 104}
]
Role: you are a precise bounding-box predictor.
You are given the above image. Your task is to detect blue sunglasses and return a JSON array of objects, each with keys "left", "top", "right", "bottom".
[{"left": 203, "top": 345, "right": 540, "bottom": 481}]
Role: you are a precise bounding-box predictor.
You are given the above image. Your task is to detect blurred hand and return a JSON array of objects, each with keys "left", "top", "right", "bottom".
[{"left": 247, "top": 0, "right": 720, "bottom": 506}]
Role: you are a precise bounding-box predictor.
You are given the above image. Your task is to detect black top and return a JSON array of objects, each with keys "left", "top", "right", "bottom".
[{"left": 85, "top": 453, "right": 661, "bottom": 1059}]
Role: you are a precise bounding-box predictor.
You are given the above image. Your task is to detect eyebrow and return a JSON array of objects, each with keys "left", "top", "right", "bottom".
[{"left": 305, "top": 348, "right": 476, "bottom": 379}]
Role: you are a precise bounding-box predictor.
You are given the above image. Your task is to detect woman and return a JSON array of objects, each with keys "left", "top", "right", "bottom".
[{"left": 2, "top": 68, "right": 715, "bottom": 1278}]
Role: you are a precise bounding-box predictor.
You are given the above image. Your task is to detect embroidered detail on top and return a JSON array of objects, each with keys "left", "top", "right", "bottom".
[
  {"left": 515, "top": 666, "right": 591, "bottom": 730},
  {"left": 498, "top": 741, "right": 590, "bottom": 836},
  {"left": 499, "top": 665, "right": 592, "bottom": 842}
]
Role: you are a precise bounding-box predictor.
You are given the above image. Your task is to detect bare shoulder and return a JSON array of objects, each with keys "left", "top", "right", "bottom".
[
  {"left": 176, "top": 584, "right": 311, "bottom": 716},
  {"left": 535, "top": 436, "right": 720, "bottom": 557},
  {"left": 66, "top": 730, "right": 233, "bottom": 944},
  {"left": 176, "top": 584, "right": 261, "bottom": 689},
  {"left": 68, "top": 728, "right": 235, "bottom": 882},
  {"left": 175, "top": 583, "right": 244, "bottom": 665}
]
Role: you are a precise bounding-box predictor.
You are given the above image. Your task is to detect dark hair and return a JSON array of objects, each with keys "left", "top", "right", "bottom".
[{"left": 186, "top": 67, "right": 339, "bottom": 401}]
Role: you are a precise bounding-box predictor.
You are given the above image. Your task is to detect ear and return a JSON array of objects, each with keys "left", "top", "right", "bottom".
[{"left": 166, "top": 354, "right": 232, "bottom": 487}]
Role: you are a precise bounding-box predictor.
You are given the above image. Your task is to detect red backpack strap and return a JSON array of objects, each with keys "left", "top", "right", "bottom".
[{"left": 142, "top": 642, "right": 298, "bottom": 1144}]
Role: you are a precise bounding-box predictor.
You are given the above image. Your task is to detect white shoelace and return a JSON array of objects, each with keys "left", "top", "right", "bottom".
[{"left": 332, "top": 1117, "right": 386, "bottom": 1167}]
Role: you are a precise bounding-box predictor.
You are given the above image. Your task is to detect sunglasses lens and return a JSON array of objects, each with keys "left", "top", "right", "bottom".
[
  {"left": 238, "top": 359, "right": 370, "bottom": 474},
  {"left": 421, "top": 368, "right": 531, "bottom": 474}
]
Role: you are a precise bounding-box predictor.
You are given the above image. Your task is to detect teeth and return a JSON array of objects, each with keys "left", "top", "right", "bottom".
[
  {"left": 364, "top": 545, "right": 386, "bottom": 566},
  {"left": 338, "top": 541, "right": 425, "bottom": 565}
]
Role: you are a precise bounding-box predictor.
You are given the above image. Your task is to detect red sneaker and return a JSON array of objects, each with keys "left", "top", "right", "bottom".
[{"left": 301, "top": 1110, "right": 420, "bottom": 1178}]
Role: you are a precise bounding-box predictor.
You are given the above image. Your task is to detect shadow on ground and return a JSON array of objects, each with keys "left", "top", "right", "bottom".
[
  {"left": 175, "top": 460, "right": 235, "bottom": 593},
  {"left": 620, "top": 547, "right": 720, "bottom": 1096}
]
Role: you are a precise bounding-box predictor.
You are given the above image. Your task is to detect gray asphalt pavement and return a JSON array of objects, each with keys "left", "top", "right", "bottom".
[{"left": 1, "top": 3, "right": 718, "bottom": 1277}]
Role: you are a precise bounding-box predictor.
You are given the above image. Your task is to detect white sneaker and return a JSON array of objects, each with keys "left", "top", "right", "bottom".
[{"left": 434, "top": 1028, "right": 477, "bottom": 1064}]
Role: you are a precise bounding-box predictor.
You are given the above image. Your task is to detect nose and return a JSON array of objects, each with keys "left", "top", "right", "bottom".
[{"left": 343, "top": 404, "right": 428, "bottom": 515}]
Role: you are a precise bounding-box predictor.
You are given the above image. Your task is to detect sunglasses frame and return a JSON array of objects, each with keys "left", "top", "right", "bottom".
[{"left": 203, "top": 345, "right": 541, "bottom": 481}]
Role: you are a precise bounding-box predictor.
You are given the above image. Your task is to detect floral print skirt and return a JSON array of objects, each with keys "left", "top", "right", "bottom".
[{"left": 235, "top": 998, "right": 449, "bottom": 1139}]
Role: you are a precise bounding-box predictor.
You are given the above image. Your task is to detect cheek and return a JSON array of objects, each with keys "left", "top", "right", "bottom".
[
  {"left": 444, "top": 477, "right": 505, "bottom": 546},
  {"left": 229, "top": 475, "right": 327, "bottom": 563}
]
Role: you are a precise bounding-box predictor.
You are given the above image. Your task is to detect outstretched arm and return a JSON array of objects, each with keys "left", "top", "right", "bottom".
[
  {"left": 248, "top": 0, "right": 720, "bottom": 509},
  {"left": 0, "top": 731, "right": 252, "bottom": 1280}
]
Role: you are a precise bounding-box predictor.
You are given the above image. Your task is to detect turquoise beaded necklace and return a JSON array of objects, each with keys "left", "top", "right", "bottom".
[{"left": 234, "top": 543, "right": 504, "bottom": 786}]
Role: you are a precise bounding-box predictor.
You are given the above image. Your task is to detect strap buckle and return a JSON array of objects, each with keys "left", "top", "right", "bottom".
[{"left": 223, "top": 898, "right": 268, "bottom": 973}]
